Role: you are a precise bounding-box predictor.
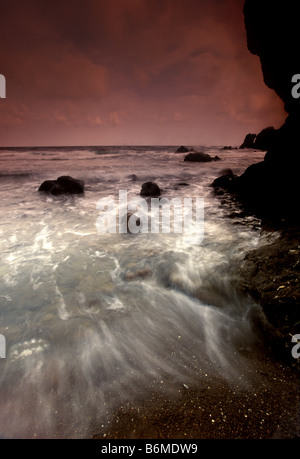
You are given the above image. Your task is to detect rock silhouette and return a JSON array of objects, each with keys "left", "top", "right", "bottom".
[
  {"left": 184, "top": 152, "right": 221, "bottom": 162},
  {"left": 233, "top": 0, "right": 300, "bottom": 348},
  {"left": 140, "top": 181, "right": 161, "bottom": 197},
  {"left": 176, "top": 146, "right": 191, "bottom": 153},
  {"left": 230, "top": 0, "right": 299, "bottom": 222},
  {"left": 254, "top": 126, "right": 277, "bottom": 150},
  {"left": 240, "top": 127, "right": 277, "bottom": 151},
  {"left": 240, "top": 133, "right": 256, "bottom": 149},
  {"left": 210, "top": 169, "right": 238, "bottom": 193},
  {"left": 38, "top": 176, "right": 84, "bottom": 195}
]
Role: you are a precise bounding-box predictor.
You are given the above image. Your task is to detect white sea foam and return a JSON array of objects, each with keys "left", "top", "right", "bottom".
[{"left": 0, "top": 145, "right": 265, "bottom": 438}]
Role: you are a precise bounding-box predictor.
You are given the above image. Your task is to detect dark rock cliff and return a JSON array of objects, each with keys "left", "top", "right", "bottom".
[
  {"left": 214, "top": 1, "right": 300, "bottom": 359},
  {"left": 244, "top": 0, "right": 299, "bottom": 117},
  {"left": 214, "top": 0, "right": 299, "bottom": 224}
]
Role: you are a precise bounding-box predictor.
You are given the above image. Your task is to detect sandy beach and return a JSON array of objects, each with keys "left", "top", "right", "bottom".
[{"left": 93, "top": 348, "right": 299, "bottom": 440}]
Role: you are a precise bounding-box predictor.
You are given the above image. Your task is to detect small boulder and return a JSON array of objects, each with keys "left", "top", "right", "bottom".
[
  {"left": 140, "top": 181, "right": 161, "bottom": 197},
  {"left": 184, "top": 152, "right": 220, "bottom": 162},
  {"left": 38, "top": 180, "right": 57, "bottom": 193},
  {"left": 38, "top": 176, "right": 84, "bottom": 195}
]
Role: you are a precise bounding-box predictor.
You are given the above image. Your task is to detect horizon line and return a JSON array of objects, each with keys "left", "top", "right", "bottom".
[{"left": 0, "top": 143, "right": 236, "bottom": 149}]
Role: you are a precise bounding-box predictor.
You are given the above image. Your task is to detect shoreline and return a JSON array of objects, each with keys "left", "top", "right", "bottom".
[
  {"left": 0, "top": 146, "right": 298, "bottom": 439},
  {"left": 92, "top": 190, "right": 300, "bottom": 440},
  {"left": 239, "top": 223, "right": 300, "bottom": 360},
  {"left": 92, "top": 348, "right": 299, "bottom": 439},
  {"left": 92, "top": 216, "right": 299, "bottom": 440}
]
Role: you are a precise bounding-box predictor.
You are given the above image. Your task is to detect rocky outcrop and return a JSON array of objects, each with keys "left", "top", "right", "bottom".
[
  {"left": 254, "top": 126, "right": 277, "bottom": 150},
  {"left": 184, "top": 152, "right": 221, "bottom": 162},
  {"left": 240, "top": 133, "right": 256, "bottom": 149},
  {"left": 239, "top": 226, "right": 300, "bottom": 360},
  {"left": 240, "top": 127, "right": 277, "bottom": 150},
  {"left": 38, "top": 176, "right": 84, "bottom": 195},
  {"left": 140, "top": 181, "right": 161, "bottom": 197},
  {"left": 232, "top": 1, "right": 300, "bottom": 359},
  {"left": 244, "top": 0, "right": 299, "bottom": 117},
  {"left": 240, "top": 228, "right": 300, "bottom": 332},
  {"left": 210, "top": 169, "right": 238, "bottom": 193},
  {"left": 220, "top": 1, "right": 299, "bottom": 223},
  {"left": 210, "top": 2, "right": 299, "bottom": 360}
]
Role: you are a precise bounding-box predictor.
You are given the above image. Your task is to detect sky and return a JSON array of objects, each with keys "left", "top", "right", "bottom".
[{"left": 0, "top": 0, "right": 286, "bottom": 147}]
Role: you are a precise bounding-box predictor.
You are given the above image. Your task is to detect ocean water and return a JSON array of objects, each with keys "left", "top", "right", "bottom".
[{"left": 0, "top": 145, "right": 268, "bottom": 438}]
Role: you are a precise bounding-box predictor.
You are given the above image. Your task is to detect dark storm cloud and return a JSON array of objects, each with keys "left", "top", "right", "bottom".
[{"left": 0, "top": 0, "right": 285, "bottom": 145}]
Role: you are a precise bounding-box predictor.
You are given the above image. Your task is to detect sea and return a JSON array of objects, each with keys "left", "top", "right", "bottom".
[{"left": 0, "top": 145, "right": 285, "bottom": 438}]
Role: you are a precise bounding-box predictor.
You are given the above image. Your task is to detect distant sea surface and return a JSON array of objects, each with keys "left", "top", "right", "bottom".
[{"left": 0, "top": 145, "right": 271, "bottom": 438}]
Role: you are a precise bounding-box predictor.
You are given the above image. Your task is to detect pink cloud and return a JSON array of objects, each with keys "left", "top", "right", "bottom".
[{"left": 0, "top": 0, "right": 286, "bottom": 146}]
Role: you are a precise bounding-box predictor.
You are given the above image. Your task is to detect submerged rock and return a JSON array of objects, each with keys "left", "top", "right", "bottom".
[
  {"left": 177, "top": 182, "right": 190, "bottom": 187},
  {"left": 124, "top": 268, "right": 152, "bottom": 281},
  {"left": 176, "top": 146, "right": 190, "bottom": 153},
  {"left": 140, "top": 181, "right": 161, "bottom": 197},
  {"left": 127, "top": 174, "right": 138, "bottom": 181},
  {"left": 174, "top": 182, "right": 190, "bottom": 191},
  {"left": 38, "top": 176, "right": 84, "bottom": 195}
]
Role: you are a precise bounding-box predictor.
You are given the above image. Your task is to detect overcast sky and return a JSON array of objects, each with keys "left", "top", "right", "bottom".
[{"left": 0, "top": 0, "right": 286, "bottom": 146}]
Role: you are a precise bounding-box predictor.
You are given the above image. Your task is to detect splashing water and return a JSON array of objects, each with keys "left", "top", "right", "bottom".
[{"left": 0, "top": 146, "right": 266, "bottom": 438}]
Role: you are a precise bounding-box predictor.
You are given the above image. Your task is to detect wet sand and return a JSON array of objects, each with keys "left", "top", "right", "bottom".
[
  {"left": 92, "top": 225, "right": 300, "bottom": 440},
  {"left": 92, "top": 349, "right": 299, "bottom": 440}
]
